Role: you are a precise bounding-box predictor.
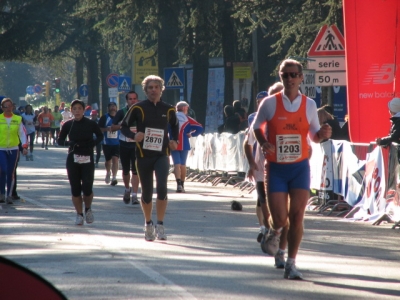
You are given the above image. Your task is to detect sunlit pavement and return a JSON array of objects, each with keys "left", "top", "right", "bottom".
[{"left": 1, "top": 144, "right": 400, "bottom": 299}]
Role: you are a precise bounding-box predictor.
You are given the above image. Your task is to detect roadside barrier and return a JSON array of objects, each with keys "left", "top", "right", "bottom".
[{"left": 185, "top": 133, "right": 400, "bottom": 226}]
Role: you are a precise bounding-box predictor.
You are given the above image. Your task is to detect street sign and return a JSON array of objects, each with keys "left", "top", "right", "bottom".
[
  {"left": 299, "top": 69, "right": 316, "bottom": 98},
  {"left": 106, "top": 73, "right": 119, "bottom": 88},
  {"left": 308, "top": 25, "right": 345, "bottom": 56},
  {"left": 315, "top": 71, "right": 346, "bottom": 86},
  {"left": 308, "top": 56, "right": 346, "bottom": 72},
  {"left": 26, "top": 86, "right": 34, "bottom": 95},
  {"left": 133, "top": 46, "right": 158, "bottom": 84},
  {"left": 164, "top": 67, "right": 185, "bottom": 89},
  {"left": 118, "top": 75, "right": 131, "bottom": 92},
  {"left": 108, "top": 87, "right": 118, "bottom": 98},
  {"left": 79, "top": 84, "right": 89, "bottom": 97},
  {"left": 33, "top": 84, "right": 42, "bottom": 94}
]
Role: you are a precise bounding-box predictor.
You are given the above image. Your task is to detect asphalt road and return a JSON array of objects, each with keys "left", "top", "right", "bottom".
[{"left": 1, "top": 144, "right": 400, "bottom": 299}]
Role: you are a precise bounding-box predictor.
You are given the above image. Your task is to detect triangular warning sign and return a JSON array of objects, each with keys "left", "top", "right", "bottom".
[
  {"left": 308, "top": 25, "right": 345, "bottom": 56},
  {"left": 119, "top": 79, "right": 130, "bottom": 90},
  {"left": 166, "top": 71, "right": 183, "bottom": 87}
]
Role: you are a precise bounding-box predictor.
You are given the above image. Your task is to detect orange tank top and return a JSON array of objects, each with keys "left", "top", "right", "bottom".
[{"left": 266, "top": 93, "right": 309, "bottom": 164}]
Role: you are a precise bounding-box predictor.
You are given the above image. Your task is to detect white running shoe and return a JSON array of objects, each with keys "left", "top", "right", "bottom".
[
  {"left": 144, "top": 224, "right": 156, "bottom": 241},
  {"left": 75, "top": 214, "right": 84, "bottom": 225},
  {"left": 131, "top": 195, "right": 140, "bottom": 205},
  {"left": 274, "top": 250, "right": 286, "bottom": 269},
  {"left": 155, "top": 224, "right": 167, "bottom": 240},
  {"left": 85, "top": 209, "right": 94, "bottom": 224},
  {"left": 105, "top": 172, "right": 111, "bottom": 184},
  {"left": 284, "top": 263, "right": 303, "bottom": 280},
  {"left": 261, "top": 228, "right": 281, "bottom": 256}
]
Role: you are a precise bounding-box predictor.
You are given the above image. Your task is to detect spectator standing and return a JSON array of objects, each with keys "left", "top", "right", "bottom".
[
  {"left": 376, "top": 97, "right": 400, "bottom": 157},
  {"left": 57, "top": 99, "right": 103, "bottom": 225},
  {"left": 120, "top": 75, "right": 179, "bottom": 241},
  {"left": 0, "top": 98, "right": 28, "bottom": 204},
  {"left": 170, "top": 101, "right": 204, "bottom": 193},
  {"left": 220, "top": 105, "right": 240, "bottom": 134}
]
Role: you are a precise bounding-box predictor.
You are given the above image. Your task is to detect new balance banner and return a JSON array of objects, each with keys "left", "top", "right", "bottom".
[{"left": 343, "top": 0, "right": 400, "bottom": 143}]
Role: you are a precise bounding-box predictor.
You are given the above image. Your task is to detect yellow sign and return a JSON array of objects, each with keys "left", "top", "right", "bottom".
[
  {"left": 133, "top": 47, "right": 158, "bottom": 84},
  {"left": 233, "top": 66, "right": 252, "bottom": 79}
]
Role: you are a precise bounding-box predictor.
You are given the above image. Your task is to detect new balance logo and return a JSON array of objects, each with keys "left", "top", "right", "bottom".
[{"left": 362, "top": 63, "right": 394, "bottom": 85}]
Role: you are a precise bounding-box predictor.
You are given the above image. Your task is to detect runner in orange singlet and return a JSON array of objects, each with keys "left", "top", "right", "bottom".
[{"left": 253, "top": 59, "right": 331, "bottom": 280}]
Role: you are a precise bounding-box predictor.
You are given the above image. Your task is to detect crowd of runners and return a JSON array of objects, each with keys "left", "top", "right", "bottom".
[{"left": 1, "top": 59, "right": 342, "bottom": 280}]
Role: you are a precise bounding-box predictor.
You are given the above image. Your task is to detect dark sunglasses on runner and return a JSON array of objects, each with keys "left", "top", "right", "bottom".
[{"left": 280, "top": 72, "right": 302, "bottom": 79}]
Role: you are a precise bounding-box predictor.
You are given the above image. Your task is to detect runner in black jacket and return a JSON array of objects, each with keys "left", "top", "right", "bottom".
[
  {"left": 120, "top": 75, "right": 179, "bottom": 241},
  {"left": 58, "top": 99, "right": 103, "bottom": 226}
]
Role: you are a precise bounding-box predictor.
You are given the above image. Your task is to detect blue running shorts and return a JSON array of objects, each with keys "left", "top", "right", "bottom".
[{"left": 267, "top": 159, "right": 310, "bottom": 193}]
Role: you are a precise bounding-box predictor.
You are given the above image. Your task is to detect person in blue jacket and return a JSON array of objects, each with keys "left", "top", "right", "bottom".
[{"left": 170, "top": 101, "right": 204, "bottom": 192}]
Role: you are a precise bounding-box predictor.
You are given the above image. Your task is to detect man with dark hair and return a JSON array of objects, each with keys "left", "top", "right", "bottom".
[{"left": 111, "top": 91, "right": 140, "bottom": 204}]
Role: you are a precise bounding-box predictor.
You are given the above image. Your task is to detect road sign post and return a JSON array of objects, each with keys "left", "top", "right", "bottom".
[
  {"left": 164, "top": 68, "right": 185, "bottom": 89},
  {"left": 118, "top": 76, "right": 131, "bottom": 92},
  {"left": 79, "top": 84, "right": 89, "bottom": 98},
  {"left": 299, "top": 70, "right": 316, "bottom": 98},
  {"left": 26, "top": 86, "right": 34, "bottom": 95},
  {"left": 315, "top": 71, "right": 346, "bottom": 86}
]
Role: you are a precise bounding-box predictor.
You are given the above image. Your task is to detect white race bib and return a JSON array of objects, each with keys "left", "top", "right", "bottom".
[
  {"left": 74, "top": 154, "right": 91, "bottom": 164},
  {"left": 126, "top": 126, "right": 137, "bottom": 142},
  {"left": 54, "top": 120, "right": 60, "bottom": 127},
  {"left": 143, "top": 127, "right": 164, "bottom": 151},
  {"left": 43, "top": 117, "right": 49, "bottom": 124},
  {"left": 276, "top": 134, "right": 302, "bottom": 163},
  {"left": 107, "top": 131, "right": 118, "bottom": 139}
]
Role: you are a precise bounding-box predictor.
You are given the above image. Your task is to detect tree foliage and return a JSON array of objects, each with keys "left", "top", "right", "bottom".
[{"left": 0, "top": 0, "right": 343, "bottom": 113}]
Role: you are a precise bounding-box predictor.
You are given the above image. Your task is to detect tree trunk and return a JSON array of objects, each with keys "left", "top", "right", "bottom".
[
  {"left": 158, "top": 1, "right": 180, "bottom": 105},
  {"left": 220, "top": 4, "right": 235, "bottom": 109},
  {"left": 190, "top": 26, "right": 209, "bottom": 129},
  {"left": 87, "top": 48, "right": 99, "bottom": 107},
  {"left": 75, "top": 55, "right": 84, "bottom": 100},
  {"left": 100, "top": 51, "right": 110, "bottom": 115}
]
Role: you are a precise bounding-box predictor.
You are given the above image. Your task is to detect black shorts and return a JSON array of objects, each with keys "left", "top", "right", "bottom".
[
  {"left": 120, "top": 142, "right": 137, "bottom": 176},
  {"left": 102, "top": 144, "right": 120, "bottom": 161},
  {"left": 40, "top": 127, "right": 51, "bottom": 133},
  {"left": 66, "top": 153, "right": 95, "bottom": 197}
]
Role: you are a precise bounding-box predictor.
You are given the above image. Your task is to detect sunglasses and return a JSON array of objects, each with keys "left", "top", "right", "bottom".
[
  {"left": 280, "top": 72, "right": 302, "bottom": 79},
  {"left": 2, "top": 106, "right": 11, "bottom": 109}
]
